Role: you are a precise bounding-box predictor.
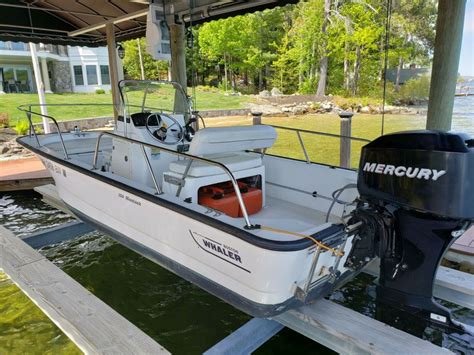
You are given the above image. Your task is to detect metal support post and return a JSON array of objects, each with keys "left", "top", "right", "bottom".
[{"left": 339, "top": 111, "right": 354, "bottom": 168}]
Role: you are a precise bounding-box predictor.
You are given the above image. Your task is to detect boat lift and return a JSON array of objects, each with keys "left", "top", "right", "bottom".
[{"left": 0, "top": 184, "right": 472, "bottom": 354}]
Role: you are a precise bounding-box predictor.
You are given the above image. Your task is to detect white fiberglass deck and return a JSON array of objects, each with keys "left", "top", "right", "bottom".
[{"left": 251, "top": 196, "right": 335, "bottom": 233}]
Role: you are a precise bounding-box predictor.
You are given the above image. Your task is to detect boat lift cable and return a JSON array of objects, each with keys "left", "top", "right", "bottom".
[{"left": 381, "top": 0, "right": 393, "bottom": 136}]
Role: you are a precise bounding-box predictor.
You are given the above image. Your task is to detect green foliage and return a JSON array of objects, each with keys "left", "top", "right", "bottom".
[
  {"left": 122, "top": 38, "right": 169, "bottom": 80},
  {"left": 192, "top": 0, "right": 436, "bottom": 99},
  {"left": 14, "top": 120, "right": 30, "bottom": 135},
  {"left": 299, "top": 78, "right": 318, "bottom": 94},
  {"left": 110, "top": 1, "right": 437, "bottom": 101},
  {"left": 396, "top": 75, "right": 431, "bottom": 104},
  {"left": 95, "top": 88, "right": 106, "bottom": 94},
  {"left": 333, "top": 95, "right": 382, "bottom": 110}
]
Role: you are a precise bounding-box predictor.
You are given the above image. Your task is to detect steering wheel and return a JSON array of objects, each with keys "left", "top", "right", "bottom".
[{"left": 145, "top": 112, "right": 184, "bottom": 145}]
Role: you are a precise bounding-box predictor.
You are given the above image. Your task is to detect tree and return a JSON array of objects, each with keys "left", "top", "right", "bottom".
[
  {"left": 316, "top": 0, "right": 331, "bottom": 96},
  {"left": 122, "top": 38, "right": 169, "bottom": 80}
]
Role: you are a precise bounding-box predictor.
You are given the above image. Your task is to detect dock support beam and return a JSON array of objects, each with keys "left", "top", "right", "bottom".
[
  {"left": 204, "top": 318, "right": 283, "bottom": 355},
  {"left": 426, "top": 0, "right": 467, "bottom": 131},
  {"left": 170, "top": 21, "right": 188, "bottom": 114},
  {"left": 339, "top": 111, "right": 353, "bottom": 168},
  {"left": 29, "top": 42, "right": 50, "bottom": 133},
  {"left": 106, "top": 23, "right": 121, "bottom": 121}
]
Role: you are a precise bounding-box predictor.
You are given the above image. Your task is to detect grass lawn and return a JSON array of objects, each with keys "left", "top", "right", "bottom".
[
  {"left": 0, "top": 89, "right": 253, "bottom": 125},
  {"left": 0, "top": 87, "right": 426, "bottom": 169},
  {"left": 206, "top": 114, "right": 427, "bottom": 168}
]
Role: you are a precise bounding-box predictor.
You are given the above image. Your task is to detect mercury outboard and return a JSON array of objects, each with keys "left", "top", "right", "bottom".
[{"left": 346, "top": 130, "right": 473, "bottom": 330}]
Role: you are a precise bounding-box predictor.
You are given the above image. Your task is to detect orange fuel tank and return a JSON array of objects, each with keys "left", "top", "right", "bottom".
[{"left": 198, "top": 181, "right": 262, "bottom": 218}]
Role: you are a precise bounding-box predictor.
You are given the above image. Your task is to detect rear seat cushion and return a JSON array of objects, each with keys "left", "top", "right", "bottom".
[{"left": 169, "top": 152, "right": 262, "bottom": 177}]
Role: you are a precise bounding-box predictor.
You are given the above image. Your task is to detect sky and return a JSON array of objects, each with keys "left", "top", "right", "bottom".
[{"left": 459, "top": 0, "right": 474, "bottom": 76}]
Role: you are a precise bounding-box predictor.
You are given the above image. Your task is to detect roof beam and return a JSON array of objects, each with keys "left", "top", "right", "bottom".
[{"left": 68, "top": 9, "right": 148, "bottom": 37}]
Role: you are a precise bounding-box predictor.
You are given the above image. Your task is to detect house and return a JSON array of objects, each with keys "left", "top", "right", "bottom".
[{"left": 0, "top": 41, "right": 123, "bottom": 94}]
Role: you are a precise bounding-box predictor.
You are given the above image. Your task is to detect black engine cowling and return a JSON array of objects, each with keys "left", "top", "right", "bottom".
[
  {"left": 352, "top": 130, "right": 474, "bottom": 330},
  {"left": 358, "top": 130, "right": 474, "bottom": 219}
]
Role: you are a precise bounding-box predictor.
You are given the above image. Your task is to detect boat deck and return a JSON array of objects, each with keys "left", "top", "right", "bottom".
[{"left": 252, "top": 196, "right": 333, "bottom": 233}]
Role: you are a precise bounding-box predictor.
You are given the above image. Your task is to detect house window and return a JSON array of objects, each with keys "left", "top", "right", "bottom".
[
  {"left": 100, "top": 65, "right": 110, "bottom": 85},
  {"left": 73, "top": 65, "right": 84, "bottom": 85},
  {"left": 86, "top": 65, "right": 98, "bottom": 85}
]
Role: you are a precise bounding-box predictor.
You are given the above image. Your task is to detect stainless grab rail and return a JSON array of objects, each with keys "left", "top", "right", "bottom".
[
  {"left": 18, "top": 104, "right": 71, "bottom": 160},
  {"left": 268, "top": 124, "right": 371, "bottom": 167},
  {"left": 92, "top": 131, "right": 254, "bottom": 228}
]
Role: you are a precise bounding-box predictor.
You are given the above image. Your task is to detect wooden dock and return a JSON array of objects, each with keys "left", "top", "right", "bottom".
[
  {"left": 446, "top": 227, "right": 474, "bottom": 267},
  {"left": 0, "top": 156, "right": 53, "bottom": 192},
  {"left": 205, "top": 259, "right": 473, "bottom": 355},
  {"left": 0, "top": 225, "right": 169, "bottom": 354}
]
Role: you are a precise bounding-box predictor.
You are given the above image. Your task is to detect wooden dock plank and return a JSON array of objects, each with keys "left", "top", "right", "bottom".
[
  {"left": 363, "top": 259, "right": 474, "bottom": 310},
  {"left": 274, "top": 299, "right": 451, "bottom": 355},
  {"left": 0, "top": 226, "right": 169, "bottom": 355},
  {"left": 203, "top": 318, "right": 284, "bottom": 355},
  {"left": 0, "top": 157, "right": 53, "bottom": 191}
]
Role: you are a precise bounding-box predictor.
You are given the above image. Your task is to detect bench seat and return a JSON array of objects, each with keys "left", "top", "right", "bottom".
[{"left": 169, "top": 152, "right": 262, "bottom": 177}]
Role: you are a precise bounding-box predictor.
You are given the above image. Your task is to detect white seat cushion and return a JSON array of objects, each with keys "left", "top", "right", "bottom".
[
  {"left": 169, "top": 152, "right": 262, "bottom": 177},
  {"left": 188, "top": 125, "right": 277, "bottom": 156}
]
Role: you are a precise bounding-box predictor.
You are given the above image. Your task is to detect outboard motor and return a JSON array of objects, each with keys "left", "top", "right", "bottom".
[{"left": 348, "top": 130, "right": 474, "bottom": 329}]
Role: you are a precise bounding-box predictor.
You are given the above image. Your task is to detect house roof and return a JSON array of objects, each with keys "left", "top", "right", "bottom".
[{"left": 0, "top": 0, "right": 298, "bottom": 47}]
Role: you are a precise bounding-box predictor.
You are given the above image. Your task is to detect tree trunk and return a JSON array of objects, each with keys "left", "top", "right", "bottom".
[
  {"left": 258, "top": 68, "right": 263, "bottom": 91},
  {"left": 343, "top": 17, "right": 351, "bottom": 91},
  {"left": 264, "top": 64, "right": 269, "bottom": 90},
  {"left": 310, "top": 40, "right": 316, "bottom": 80},
  {"left": 224, "top": 54, "right": 228, "bottom": 92},
  {"left": 298, "top": 58, "right": 304, "bottom": 89},
  {"left": 378, "top": 34, "right": 384, "bottom": 81},
  {"left": 395, "top": 55, "right": 403, "bottom": 92},
  {"left": 352, "top": 45, "right": 361, "bottom": 96},
  {"left": 316, "top": 0, "right": 331, "bottom": 97},
  {"left": 231, "top": 70, "right": 237, "bottom": 92},
  {"left": 343, "top": 42, "right": 350, "bottom": 90}
]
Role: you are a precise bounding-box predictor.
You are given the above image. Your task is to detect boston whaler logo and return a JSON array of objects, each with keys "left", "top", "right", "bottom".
[
  {"left": 189, "top": 230, "right": 250, "bottom": 273},
  {"left": 363, "top": 163, "right": 446, "bottom": 181}
]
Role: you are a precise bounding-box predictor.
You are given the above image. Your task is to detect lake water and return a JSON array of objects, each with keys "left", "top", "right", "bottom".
[
  {"left": 1, "top": 92, "right": 474, "bottom": 353},
  {"left": 453, "top": 81, "right": 474, "bottom": 135}
]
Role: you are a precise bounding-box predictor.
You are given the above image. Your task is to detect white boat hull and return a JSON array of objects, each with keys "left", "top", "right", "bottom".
[{"left": 37, "top": 153, "right": 355, "bottom": 316}]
